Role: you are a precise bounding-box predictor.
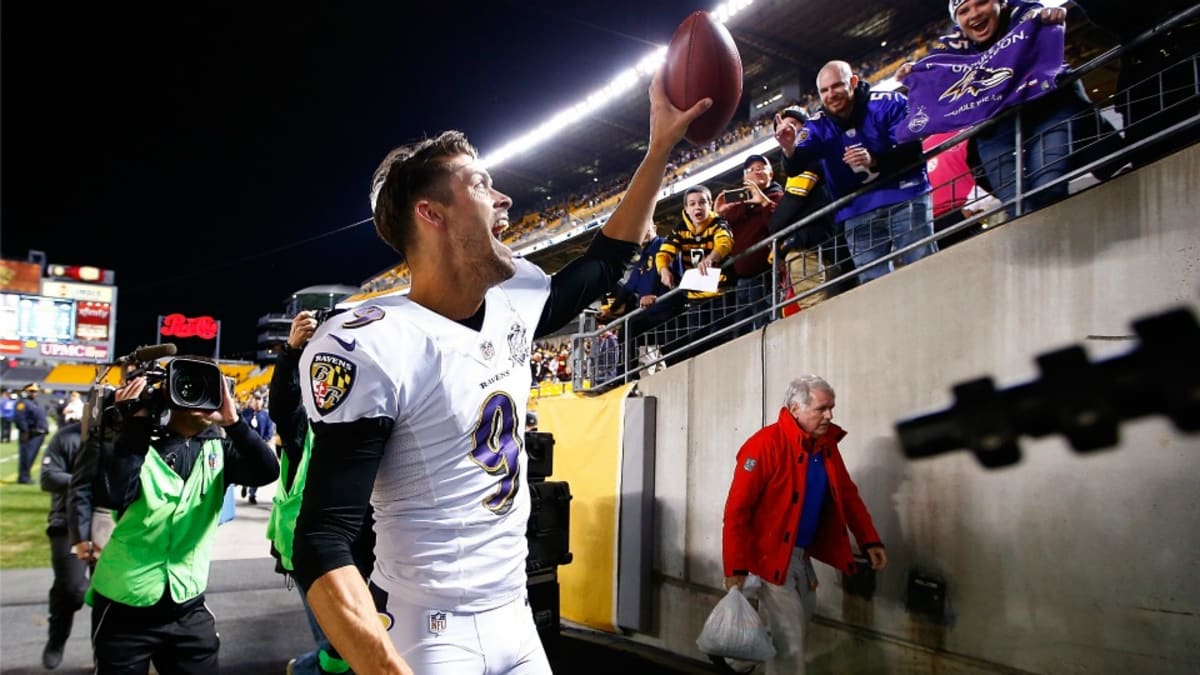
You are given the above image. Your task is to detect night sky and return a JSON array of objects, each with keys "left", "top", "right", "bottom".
[{"left": 2, "top": 1, "right": 706, "bottom": 358}]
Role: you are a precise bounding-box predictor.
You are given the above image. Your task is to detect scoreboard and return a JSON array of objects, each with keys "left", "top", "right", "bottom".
[{"left": 0, "top": 278, "right": 117, "bottom": 363}]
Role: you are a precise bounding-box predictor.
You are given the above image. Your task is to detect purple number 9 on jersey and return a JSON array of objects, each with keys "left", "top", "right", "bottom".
[{"left": 470, "top": 392, "right": 523, "bottom": 515}]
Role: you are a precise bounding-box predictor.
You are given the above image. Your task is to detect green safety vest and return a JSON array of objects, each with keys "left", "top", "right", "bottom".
[
  {"left": 89, "top": 439, "right": 225, "bottom": 607},
  {"left": 265, "top": 428, "right": 313, "bottom": 571}
]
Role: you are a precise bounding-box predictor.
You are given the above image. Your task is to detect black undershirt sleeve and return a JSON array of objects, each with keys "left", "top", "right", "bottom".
[
  {"left": 535, "top": 232, "right": 638, "bottom": 338},
  {"left": 291, "top": 416, "right": 392, "bottom": 590}
]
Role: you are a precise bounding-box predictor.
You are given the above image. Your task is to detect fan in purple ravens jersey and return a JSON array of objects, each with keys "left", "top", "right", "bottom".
[
  {"left": 777, "top": 60, "right": 936, "bottom": 284},
  {"left": 290, "top": 68, "right": 714, "bottom": 675}
]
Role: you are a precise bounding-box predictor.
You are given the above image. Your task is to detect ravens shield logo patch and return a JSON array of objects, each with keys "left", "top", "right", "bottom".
[{"left": 310, "top": 352, "right": 356, "bottom": 415}]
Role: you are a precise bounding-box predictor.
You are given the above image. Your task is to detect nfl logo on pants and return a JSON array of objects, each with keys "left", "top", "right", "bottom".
[{"left": 427, "top": 611, "right": 447, "bottom": 635}]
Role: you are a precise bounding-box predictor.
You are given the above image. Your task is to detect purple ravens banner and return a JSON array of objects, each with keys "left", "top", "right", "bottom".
[{"left": 897, "top": 13, "right": 1066, "bottom": 143}]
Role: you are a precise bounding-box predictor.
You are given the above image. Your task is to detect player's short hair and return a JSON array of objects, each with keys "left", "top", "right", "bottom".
[
  {"left": 371, "top": 130, "right": 478, "bottom": 257},
  {"left": 783, "top": 375, "right": 835, "bottom": 409},
  {"left": 683, "top": 185, "right": 712, "bottom": 202}
]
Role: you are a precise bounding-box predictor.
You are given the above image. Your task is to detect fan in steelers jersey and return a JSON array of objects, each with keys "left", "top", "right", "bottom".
[{"left": 291, "top": 69, "right": 713, "bottom": 675}]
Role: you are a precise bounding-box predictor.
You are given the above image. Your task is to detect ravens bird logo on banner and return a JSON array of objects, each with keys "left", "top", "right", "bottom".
[{"left": 939, "top": 65, "right": 1014, "bottom": 103}]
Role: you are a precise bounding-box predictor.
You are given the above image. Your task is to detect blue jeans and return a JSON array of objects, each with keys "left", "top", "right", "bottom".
[
  {"left": 842, "top": 195, "right": 936, "bottom": 284},
  {"left": 976, "top": 88, "right": 1082, "bottom": 213}
]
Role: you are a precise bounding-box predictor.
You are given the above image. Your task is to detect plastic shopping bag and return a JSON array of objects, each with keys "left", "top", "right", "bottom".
[{"left": 696, "top": 582, "right": 776, "bottom": 662}]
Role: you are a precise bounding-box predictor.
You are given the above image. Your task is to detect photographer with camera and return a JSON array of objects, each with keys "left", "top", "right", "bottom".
[
  {"left": 87, "top": 355, "right": 279, "bottom": 674},
  {"left": 715, "top": 154, "right": 784, "bottom": 337},
  {"left": 68, "top": 356, "right": 174, "bottom": 582},
  {"left": 267, "top": 311, "right": 366, "bottom": 675}
]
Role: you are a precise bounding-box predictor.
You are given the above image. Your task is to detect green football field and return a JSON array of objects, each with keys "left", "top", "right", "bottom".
[{"left": 0, "top": 435, "right": 55, "bottom": 570}]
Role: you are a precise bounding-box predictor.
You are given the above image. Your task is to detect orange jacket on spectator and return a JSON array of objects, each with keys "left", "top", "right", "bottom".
[{"left": 723, "top": 408, "right": 882, "bottom": 581}]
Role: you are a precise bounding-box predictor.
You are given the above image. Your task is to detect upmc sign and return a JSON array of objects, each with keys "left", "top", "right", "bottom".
[{"left": 40, "top": 343, "right": 110, "bottom": 360}]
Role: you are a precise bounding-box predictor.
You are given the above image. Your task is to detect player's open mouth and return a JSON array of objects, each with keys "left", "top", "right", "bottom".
[
  {"left": 968, "top": 18, "right": 988, "bottom": 32},
  {"left": 492, "top": 219, "right": 509, "bottom": 238}
]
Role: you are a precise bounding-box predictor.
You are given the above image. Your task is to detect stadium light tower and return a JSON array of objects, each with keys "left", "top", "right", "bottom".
[{"left": 479, "top": 0, "right": 756, "bottom": 169}]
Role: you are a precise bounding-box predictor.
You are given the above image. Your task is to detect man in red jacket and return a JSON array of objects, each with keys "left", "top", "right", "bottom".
[{"left": 722, "top": 375, "right": 886, "bottom": 674}]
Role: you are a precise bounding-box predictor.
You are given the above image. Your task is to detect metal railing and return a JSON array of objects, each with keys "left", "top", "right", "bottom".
[{"left": 571, "top": 6, "right": 1200, "bottom": 393}]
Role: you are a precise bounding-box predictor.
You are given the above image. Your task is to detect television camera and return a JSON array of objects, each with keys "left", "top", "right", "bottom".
[
  {"left": 117, "top": 344, "right": 226, "bottom": 416},
  {"left": 82, "top": 343, "right": 227, "bottom": 439},
  {"left": 73, "top": 343, "right": 231, "bottom": 524}
]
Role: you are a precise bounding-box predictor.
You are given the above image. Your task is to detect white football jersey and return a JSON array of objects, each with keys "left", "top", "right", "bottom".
[{"left": 299, "top": 259, "right": 550, "bottom": 612}]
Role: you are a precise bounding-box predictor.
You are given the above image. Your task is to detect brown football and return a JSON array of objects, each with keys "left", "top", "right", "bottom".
[{"left": 663, "top": 11, "right": 743, "bottom": 145}]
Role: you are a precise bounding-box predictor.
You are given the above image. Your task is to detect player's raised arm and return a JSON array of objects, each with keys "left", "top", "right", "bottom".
[{"left": 599, "top": 69, "right": 711, "bottom": 244}]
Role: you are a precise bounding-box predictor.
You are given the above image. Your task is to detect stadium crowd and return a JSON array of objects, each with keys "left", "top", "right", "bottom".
[
  {"left": 351, "top": 15, "right": 1007, "bottom": 302},
  {"left": 574, "top": 1, "right": 1197, "bottom": 388},
  {"left": 346, "top": 2, "right": 1197, "bottom": 387}
]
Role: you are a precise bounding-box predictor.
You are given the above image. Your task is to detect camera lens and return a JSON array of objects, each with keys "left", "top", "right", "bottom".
[
  {"left": 173, "top": 372, "right": 207, "bottom": 407},
  {"left": 166, "top": 358, "right": 226, "bottom": 410}
]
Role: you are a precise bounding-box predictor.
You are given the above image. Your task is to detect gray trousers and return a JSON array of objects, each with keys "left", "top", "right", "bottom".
[{"left": 758, "top": 547, "right": 818, "bottom": 675}]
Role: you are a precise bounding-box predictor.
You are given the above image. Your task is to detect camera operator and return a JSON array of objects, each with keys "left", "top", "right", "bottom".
[
  {"left": 87, "top": 358, "right": 279, "bottom": 674},
  {"left": 268, "top": 311, "right": 369, "bottom": 675}
]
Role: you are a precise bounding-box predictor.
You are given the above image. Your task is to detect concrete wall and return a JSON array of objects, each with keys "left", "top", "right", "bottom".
[{"left": 632, "top": 145, "right": 1200, "bottom": 673}]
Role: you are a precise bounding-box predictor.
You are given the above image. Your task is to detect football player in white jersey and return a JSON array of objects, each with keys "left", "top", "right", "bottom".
[{"left": 291, "top": 69, "right": 712, "bottom": 675}]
